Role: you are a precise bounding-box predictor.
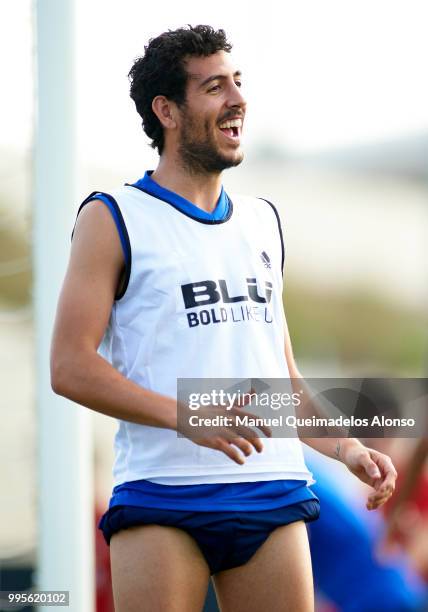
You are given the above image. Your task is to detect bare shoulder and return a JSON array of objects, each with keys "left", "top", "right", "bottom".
[
  {"left": 72, "top": 199, "right": 123, "bottom": 261},
  {"left": 52, "top": 199, "right": 125, "bottom": 351},
  {"left": 69, "top": 199, "right": 124, "bottom": 285}
]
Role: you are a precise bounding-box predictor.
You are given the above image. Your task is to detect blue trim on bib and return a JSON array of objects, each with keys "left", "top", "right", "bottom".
[{"left": 128, "top": 171, "right": 231, "bottom": 223}]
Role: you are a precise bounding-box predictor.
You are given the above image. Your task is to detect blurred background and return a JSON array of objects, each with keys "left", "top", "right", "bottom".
[{"left": 1, "top": 1, "right": 427, "bottom": 610}]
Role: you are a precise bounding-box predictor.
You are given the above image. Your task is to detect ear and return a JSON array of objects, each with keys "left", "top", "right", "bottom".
[{"left": 152, "top": 96, "right": 178, "bottom": 129}]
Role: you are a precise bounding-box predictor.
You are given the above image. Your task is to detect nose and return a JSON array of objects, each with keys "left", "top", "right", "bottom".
[{"left": 227, "top": 80, "right": 247, "bottom": 111}]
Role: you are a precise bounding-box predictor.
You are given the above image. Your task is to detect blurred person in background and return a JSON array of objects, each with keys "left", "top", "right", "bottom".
[
  {"left": 306, "top": 379, "right": 427, "bottom": 611},
  {"left": 51, "top": 24, "right": 398, "bottom": 612},
  {"left": 382, "top": 438, "right": 428, "bottom": 582},
  {"left": 306, "top": 445, "right": 427, "bottom": 612}
]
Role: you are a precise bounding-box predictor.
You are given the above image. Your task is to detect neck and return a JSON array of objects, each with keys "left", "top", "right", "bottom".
[{"left": 150, "top": 155, "right": 223, "bottom": 213}]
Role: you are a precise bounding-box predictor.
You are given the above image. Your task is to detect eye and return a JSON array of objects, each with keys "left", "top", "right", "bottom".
[
  {"left": 208, "top": 84, "right": 221, "bottom": 93},
  {"left": 235, "top": 80, "right": 242, "bottom": 88}
]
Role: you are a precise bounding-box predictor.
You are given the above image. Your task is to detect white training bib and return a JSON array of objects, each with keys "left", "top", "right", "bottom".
[{"left": 89, "top": 184, "right": 313, "bottom": 486}]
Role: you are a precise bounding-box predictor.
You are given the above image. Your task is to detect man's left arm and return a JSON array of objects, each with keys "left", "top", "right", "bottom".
[{"left": 282, "top": 312, "right": 397, "bottom": 511}]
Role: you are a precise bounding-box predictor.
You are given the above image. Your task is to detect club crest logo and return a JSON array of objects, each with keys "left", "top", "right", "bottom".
[{"left": 260, "top": 251, "right": 271, "bottom": 268}]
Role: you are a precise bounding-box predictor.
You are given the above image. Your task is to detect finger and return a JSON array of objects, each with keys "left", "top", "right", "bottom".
[
  {"left": 367, "top": 487, "right": 395, "bottom": 509},
  {"left": 217, "top": 439, "right": 245, "bottom": 465},
  {"left": 229, "top": 436, "right": 254, "bottom": 457},
  {"left": 378, "top": 459, "right": 398, "bottom": 486},
  {"left": 372, "top": 460, "right": 397, "bottom": 493},
  {"left": 247, "top": 436, "right": 264, "bottom": 453},
  {"left": 227, "top": 425, "right": 264, "bottom": 453},
  {"left": 368, "top": 490, "right": 391, "bottom": 505},
  {"left": 367, "top": 493, "right": 392, "bottom": 510},
  {"left": 377, "top": 477, "right": 396, "bottom": 496},
  {"left": 234, "top": 425, "right": 266, "bottom": 451},
  {"left": 370, "top": 483, "right": 395, "bottom": 504},
  {"left": 367, "top": 487, "right": 393, "bottom": 505},
  {"left": 359, "top": 452, "right": 382, "bottom": 481},
  {"left": 255, "top": 422, "right": 272, "bottom": 438},
  {"left": 230, "top": 408, "right": 272, "bottom": 438}
]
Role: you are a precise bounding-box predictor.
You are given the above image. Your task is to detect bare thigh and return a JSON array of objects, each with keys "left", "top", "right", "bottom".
[
  {"left": 110, "top": 524, "right": 210, "bottom": 612},
  {"left": 213, "top": 520, "right": 314, "bottom": 612}
]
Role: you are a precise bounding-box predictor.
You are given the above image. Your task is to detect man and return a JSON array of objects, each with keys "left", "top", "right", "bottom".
[{"left": 51, "top": 25, "right": 397, "bottom": 612}]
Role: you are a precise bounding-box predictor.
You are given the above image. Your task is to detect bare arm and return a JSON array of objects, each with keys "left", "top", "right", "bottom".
[
  {"left": 282, "top": 310, "right": 397, "bottom": 510},
  {"left": 50, "top": 200, "right": 177, "bottom": 430},
  {"left": 282, "top": 313, "right": 354, "bottom": 460}
]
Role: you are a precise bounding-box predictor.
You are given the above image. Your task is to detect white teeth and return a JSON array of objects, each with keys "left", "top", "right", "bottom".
[{"left": 219, "top": 118, "right": 242, "bottom": 129}]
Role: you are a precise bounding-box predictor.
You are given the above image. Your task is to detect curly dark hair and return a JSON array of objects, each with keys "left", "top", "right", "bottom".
[{"left": 128, "top": 25, "right": 232, "bottom": 154}]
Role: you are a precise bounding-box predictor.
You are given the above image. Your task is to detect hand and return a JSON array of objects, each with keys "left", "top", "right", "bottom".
[
  {"left": 340, "top": 440, "right": 397, "bottom": 511},
  {"left": 177, "top": 397, "right": 272, "bottom": 465}
]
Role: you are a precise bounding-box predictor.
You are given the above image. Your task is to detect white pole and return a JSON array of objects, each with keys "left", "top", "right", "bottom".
[{"left": 34, "top": 1, "right": 94, "bottom": 611}]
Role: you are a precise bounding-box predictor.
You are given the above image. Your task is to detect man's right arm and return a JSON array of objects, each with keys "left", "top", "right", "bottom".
[{"left": 50, "top": 200, "right": 178, "bottom": 430}]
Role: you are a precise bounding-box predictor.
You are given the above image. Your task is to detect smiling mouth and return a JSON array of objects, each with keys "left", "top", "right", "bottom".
[
  {"left": 218, "top": 118, "right": 243, "bottom": 141},
  {"left": 219, "top": 126, "right": 240, "bottom": 139}
]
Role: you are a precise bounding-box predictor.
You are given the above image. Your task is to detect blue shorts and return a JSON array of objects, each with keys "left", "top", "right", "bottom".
[{"left": 99, "top": 499, "right": 320, "bottom": 574}]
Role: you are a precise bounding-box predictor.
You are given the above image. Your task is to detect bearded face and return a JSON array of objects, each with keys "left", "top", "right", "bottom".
[
  {"left": 174, "top": 51, "right": 246, "bottom": 175},
  {"left": 177, "top": 104, "right": 244, "bottom": 174}
]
